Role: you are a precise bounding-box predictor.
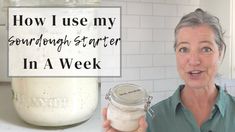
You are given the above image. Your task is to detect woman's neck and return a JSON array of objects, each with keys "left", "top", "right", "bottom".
[
  {"left": 180, "top": 84, "right": 219, "bottom": 127},
  {"left": 181, "top": 84, "right": 218, "bottom": 107}
]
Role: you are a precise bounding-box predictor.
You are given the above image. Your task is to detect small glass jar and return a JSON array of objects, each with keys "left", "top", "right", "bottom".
[{"left": 105, "top": 84, "right": 152, "bottom": 132}]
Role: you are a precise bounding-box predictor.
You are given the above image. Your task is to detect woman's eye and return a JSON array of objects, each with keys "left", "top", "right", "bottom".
[
  {"left": 178, "top": 47, "right": 188, "bottom": 53},
  {"left": 202, "top": 47, "right": 212, "bottom": 53}
]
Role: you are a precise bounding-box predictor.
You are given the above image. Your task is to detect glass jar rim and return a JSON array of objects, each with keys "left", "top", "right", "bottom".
[{"left": 109, "top": 83, "right": 148, "bottom": 106}]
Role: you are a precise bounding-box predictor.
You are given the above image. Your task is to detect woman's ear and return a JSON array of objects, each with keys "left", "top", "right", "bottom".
[
  {"left": 217, "top": 53, "right": 222, "bottom": 65},
  {"left": 218, "top": 49, "right": 225, "bottom": 64},
  {"left": 217, "top": 59, "right": 222, "bottom": 65}
]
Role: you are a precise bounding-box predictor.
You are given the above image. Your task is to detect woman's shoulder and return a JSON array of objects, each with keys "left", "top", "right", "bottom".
[
  {"left": 146, "top": 96, "right": 177, "bottom": 131},
  {"left": 147, "top": 96, "right": 175, "bottom": 118},
  {"left": 225, "top": 92, "right": 235, "bottom": 105},
  {"left": 150, "top": 97, "right": 172, "bottom": 112},
  {"left": 147, "top": 86, "right": 182, "bottom": 117}
]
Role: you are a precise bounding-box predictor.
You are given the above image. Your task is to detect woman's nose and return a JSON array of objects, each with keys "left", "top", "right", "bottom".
[{"left": 188, "top": 53, "right": 200, "bottom": 66}]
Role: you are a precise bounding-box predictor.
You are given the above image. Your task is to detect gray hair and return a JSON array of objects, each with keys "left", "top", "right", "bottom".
[{"left": 174, "top": 8, "right": 226, "bottom": 58}]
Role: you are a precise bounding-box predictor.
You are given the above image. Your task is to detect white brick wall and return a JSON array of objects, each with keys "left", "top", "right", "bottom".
[
  {"left": 0, "top": 25, "right": 9, "bottom": 82},
  {"left": 100, "top": 0, "right": 202, "bottom": 107},
  {"left": 0, "top": 0, "right": 9, "bottom": 82},
  {"left": 122, "top": 41, "right": 140, "bottom": 54},
  {"left": 126, "top": 55, "right": 153, "bottom": 67},
  {"left": 140, "top": 16, "right": 164, "bottom": 28},
  {"left": 127, "top": 2, "right": 153, "bottom": 15},
  {"left": 164, "top": 16, "right": 181, "bottom": 28},
  {"left": 154, "top": 79, "right": 179, "bottom": 91},
  {"left": 165, "top": 0, "right": 190, "bottom": 5},
  {"left": 127, "top": 29, "right": 153, "bottom": 41},
  {"left": 122, "top": 15, "right": 140, "bottom": 28},
  {"left": 153, "top": 29, "right": 174, "bottom": 41},
  {"left": 166, "top": 66, "right": 180, "bottom": 78},
  {"left": 153, "top": 4, "right": 178, "bottom": 16},
  {"left": 165, "top": 42, "right": 175, "bottom": 54},
  {"left": 140, "top": 67, "right": 165, "bottom": 79},
  {"left": 140, "top": 42, "right": 164, "bottom": 54},
  {"left": 177, "top": 5, "right": 198, "bottom": 16},
  {"left": 217, "top": 79, "right": 235, "bottom": 96},
  {"left": 153, "top": 54, "right": 176, "bottom": 66},
  {"left": 101, "top": 0, "right": 127, "bottom": 14}
]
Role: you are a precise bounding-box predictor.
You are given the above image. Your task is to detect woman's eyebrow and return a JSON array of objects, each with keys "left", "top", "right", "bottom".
[
  {"left": 178, "top": 41, "right": 189, "bottom": 45},
  {"left": 176, "top": 42, "right": 189, "bottom": 48},
  {"left": 176, "top": 40, "right": 214, "bottom": 47},
  {"left": 199, "top": 40, "right": 214, "bottom": 45}
]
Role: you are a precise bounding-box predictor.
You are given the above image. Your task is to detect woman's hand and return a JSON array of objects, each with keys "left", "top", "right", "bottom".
[{"left": 102, "top": 108, "right": 148, "bottom": 132}]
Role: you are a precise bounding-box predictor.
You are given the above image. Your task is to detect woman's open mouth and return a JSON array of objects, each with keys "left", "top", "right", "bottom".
[{"left": 188, "top": 70, "right": 204, "bottom": 79}]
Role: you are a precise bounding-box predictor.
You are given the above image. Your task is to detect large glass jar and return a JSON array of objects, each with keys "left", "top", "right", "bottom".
[
  {"left": 12, "top": 78, "right": 98, "bottom": 126},
  {"left": 7, "top": 0, "right": 100, "bottom": 127},
  {"left": 105, "top": 84, "right": 152, "bottom": 132}
]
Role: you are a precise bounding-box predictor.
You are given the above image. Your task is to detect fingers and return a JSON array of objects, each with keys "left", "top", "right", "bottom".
[
  {"left": 102, "top": 107, "right": 118, "bottom": 132},
  {"left": 106, "top": 127, "right": 118, "bottom": 132},
  {"left": 102, "top": 107, "right": 108, "bottom": 120},
  {"left": 103, "top": 120, "right": 119, "bottom": 132},
  {"left": 102, "top": 107, "right": 110, "bottom": 130},
  {"left": 139, "top": 116, "right": 148, "bottom": 129},
  {"left": 103, "top": 119, "right": 111, "bottom": 129},
  {"left": 135, "top": 116, "right": 148, "bottom": 132}
]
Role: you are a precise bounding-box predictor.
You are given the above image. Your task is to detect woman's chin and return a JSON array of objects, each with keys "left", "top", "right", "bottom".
[{"left": 185, "top": 80, "right": 209, "bottom": 89}]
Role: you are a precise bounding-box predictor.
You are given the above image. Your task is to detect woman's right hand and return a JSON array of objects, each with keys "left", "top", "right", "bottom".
[
  {"left": 102, "top": 108, "right": 148, "bottom": 132},
  {"left": 102, "top": 107, "right": 118, "bottom": 132}
]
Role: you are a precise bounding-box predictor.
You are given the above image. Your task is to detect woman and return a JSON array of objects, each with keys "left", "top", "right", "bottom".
[{"left": 103, "top": 8, "right": 235, "bottom": 132}]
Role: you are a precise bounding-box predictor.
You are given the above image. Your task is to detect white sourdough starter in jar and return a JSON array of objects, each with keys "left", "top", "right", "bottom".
[
  {"left": 106, "top": 84, "right": 152, "bottom": 132},
  {"left": 12, "top": 78, "right": 98, "bottom": 126}
]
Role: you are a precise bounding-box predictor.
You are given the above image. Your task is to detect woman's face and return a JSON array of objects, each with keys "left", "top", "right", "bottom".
[{"left": 175, "top": 25, "right": 220, "bottom": 89}]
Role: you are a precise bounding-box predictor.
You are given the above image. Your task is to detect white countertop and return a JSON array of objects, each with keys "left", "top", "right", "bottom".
[{"left": 0, "top": 83, "right": 101, "bottom": 132}]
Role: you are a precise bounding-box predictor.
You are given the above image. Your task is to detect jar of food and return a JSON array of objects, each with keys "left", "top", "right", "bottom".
[
  {"left": 105, "top": 83, "right": 152, "bottom": 132},
  {"left": 12, "top": 78, "right": 98, "bottom": 126}
]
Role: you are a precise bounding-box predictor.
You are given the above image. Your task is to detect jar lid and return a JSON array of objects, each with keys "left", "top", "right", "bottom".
[{"left": 109, "top": 83, "right": 148, "bottom": 106}]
